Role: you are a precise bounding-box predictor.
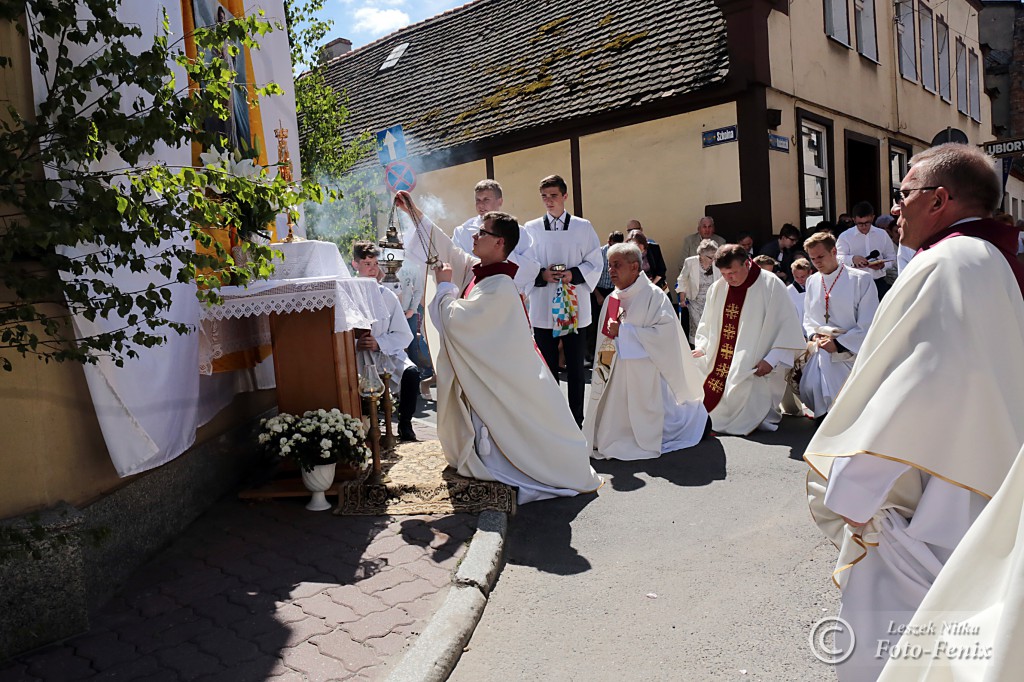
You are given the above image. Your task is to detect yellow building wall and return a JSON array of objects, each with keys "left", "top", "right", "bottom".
[
  {"left": 493, "top": 141, "right": 575, "bottom": 221},
  {"left": 768, "top": 1, "right": 989, "bottom": 147},
  {"left": 766, "top": 0, "right": 989, "bottom": 226},
  {"left": 580, "top": 104, "right": 741, "bottom": 278},
  {"left": 413, "top": 159, "right": 487, "bottom": 235},
  {"left": 1, "top": 15, "right": 276, "bottom": 519}
]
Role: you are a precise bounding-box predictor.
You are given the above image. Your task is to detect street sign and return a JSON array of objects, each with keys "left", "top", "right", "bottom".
[
  {"left": 983, "top": 137, "right": 1024, "bottom": 158},
  {"left": 375, "top": 125, "right": 408, "bottom": 165},
  {"left": 384, "top": 161, "right": 417, "bottom": 193},
  {"left": 702, "top": 125, "right": 738, "bottom": 148},
  {"left": 768, "top": 133, "right": 790, "bottom": 153}
]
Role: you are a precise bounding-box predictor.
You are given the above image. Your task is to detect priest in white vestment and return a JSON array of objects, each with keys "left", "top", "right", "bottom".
[
  {"left": 691, "top": 244, "right": 805, "bottom": 435},
  {"left": 400, "top": 200, "right": 602, "bottom": 504},
  {"left": 804, "top": 144, "right": 1024, "bottom": 682},
  {"left": 450, "top": 179, "right": 539, "bottom": 295},
  {"left": 797, "top": 232, "right": 878, "bottom": 418},
  {"left": 583, "top": 243, "right": 709, "bottom": 460}
]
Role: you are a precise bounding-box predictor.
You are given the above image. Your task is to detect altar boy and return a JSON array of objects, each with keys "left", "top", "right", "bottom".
[{"left": 523, "top": 174, "right": 603, "bottom": 427}]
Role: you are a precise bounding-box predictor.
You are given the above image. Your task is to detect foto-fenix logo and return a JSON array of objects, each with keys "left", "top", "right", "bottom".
[{"left": 809, "top": 616, "right": 856, "bottom": 664}]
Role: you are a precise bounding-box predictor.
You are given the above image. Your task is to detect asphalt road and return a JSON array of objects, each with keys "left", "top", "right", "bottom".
[{"left": 448, "top": 415, "right": 841, "bottom": 682}]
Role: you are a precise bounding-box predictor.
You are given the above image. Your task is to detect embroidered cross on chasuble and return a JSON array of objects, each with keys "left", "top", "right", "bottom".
[{"left": 703, "top": 264, "right": 760, "bottom": 412}]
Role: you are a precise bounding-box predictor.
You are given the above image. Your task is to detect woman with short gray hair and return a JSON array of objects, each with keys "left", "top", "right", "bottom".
[{"left": 676, "top": 239, "right": 722, "bottom": 344}]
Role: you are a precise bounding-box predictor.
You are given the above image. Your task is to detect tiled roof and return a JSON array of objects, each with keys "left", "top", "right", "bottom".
[{"left": 319, "top": 0, "right": 729, "bottom": 161}]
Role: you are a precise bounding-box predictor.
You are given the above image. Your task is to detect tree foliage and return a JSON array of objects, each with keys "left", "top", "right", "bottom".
[
  {"left": 283, "top": 0, "right": 377, "bottom": 254},
  {"left": 0, "top": 0, "right": 325, "bottom": 371}
]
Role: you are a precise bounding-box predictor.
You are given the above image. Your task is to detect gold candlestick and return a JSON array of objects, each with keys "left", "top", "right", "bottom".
[{"left": 381, "top": 371, "right": 397, "bottom": 454}]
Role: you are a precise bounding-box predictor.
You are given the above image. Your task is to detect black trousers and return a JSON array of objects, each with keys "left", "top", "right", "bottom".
[
  {"left": 398, "top": 366, "right": 420, "bottom": 427},
  {"left": 874, "top": 277, "right": 891, "bottom": 301},
  {"left": 534, "top": 328, "right": 585, "bottom": 427}
]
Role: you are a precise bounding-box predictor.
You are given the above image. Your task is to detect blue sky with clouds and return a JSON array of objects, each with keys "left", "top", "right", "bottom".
[{"left": 320, "top": 0, "right": 468, "bottom": 50}]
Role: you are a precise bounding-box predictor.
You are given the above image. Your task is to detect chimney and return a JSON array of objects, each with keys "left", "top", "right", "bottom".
[{"left": 320, "top": 38, "right": 353, "bottom": 63}]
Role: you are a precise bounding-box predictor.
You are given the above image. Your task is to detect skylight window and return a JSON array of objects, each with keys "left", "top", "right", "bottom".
[{"left": 380, "top": 43, "right": 409, "bottom": 71}]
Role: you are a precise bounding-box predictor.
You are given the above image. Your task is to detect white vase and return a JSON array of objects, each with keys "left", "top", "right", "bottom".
[{"left": 300, "top": 462, "right": 337, "bottom": 511}]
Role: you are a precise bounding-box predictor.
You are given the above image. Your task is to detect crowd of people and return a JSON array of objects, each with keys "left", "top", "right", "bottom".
[{"left": 352, "top": 144, "right": 1024, "bottom": 681}]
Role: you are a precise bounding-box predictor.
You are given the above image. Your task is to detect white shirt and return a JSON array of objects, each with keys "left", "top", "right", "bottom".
[
  {"left": 522, "top": 213, "right": 603, "bottom": 329},
  {"left": 836, "top": 225, "right": 897, "bottom": 280}
]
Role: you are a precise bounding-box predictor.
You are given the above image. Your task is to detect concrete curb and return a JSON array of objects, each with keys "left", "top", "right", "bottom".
[{"left": 386, "top": 510, "right": 508, "bottom": 682}]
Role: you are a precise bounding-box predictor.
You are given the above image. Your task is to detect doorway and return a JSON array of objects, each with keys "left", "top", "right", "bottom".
[{"left": 845, "top": 133, "right": 881, "bottom": 215}]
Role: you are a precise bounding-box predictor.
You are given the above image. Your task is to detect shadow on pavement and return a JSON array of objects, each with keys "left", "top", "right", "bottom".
[
  {"left": 591, "top": 438, "right": 728, "bottom": 492},
  {"left": 739, "top": 415, "right": 820, "bottom": 461},
  {"left": 502, "top": 493, "right": 597, "bottom": 577}
]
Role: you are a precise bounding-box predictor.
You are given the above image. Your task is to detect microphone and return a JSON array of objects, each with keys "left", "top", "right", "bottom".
[{"left": 867, "top": 250, "right": 880, "bottom": 260}]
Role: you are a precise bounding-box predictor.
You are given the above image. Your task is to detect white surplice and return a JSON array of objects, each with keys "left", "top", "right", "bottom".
[
  {"left": 428, "top": 274, "right": 602, "bottom": 504},
  {"left": 798, "top": 266, "right": 878, "bottom": 417},
  {"left": 693, "top": 267, "right": 806, "bottom": 435},
  {"left": 359, "top": 283, "right": 415, "bottom": 393},
  {"left": 805, "top": 234, "right": 1024, "bottom": 682},
  {"left": 451, "top": 214, "right": 540, "bottom": 295},
  {"left": 583, "top": 273, "right": 707, "bottom": 460},
  {"left": 522, "top": 213, "right": 603, "bottom": 329},
  {"left": 787, "top": 282, "right": 806, "bottom": 325}
]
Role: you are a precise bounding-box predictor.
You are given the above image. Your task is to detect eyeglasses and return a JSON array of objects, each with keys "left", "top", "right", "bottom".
[
  {"left": 892, "top": 187, "right": 944, "bottom": 204},
  {"left": 475, "top": 228, "right": 500, "bottom": 239}
]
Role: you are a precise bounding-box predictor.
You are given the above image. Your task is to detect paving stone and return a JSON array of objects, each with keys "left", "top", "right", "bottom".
[
  {"left": 359, "top": 566, "right": 416, "bottom": 595},
  {"left": 132, "top": 592, "right": 182, "bottom": 618},
  {"left": 274, "top": 601, "right": 310, "bottom": 624},
  {"left": 218, "top": 557, "right": 274, "bottom": 583},
  {"left": 413, "top": 561, "right": 457, "bottom": 589},
  {"left": 363, "top": 631, "right": 413, "bottom": 658},
  {"left": 399, "top": 594, "right": 447, "bottom": 620},
  {"left": 298, "top": 593, "right": 361, "bottom": 626},
  {"left": 193, "top": 658, "right": 295, "bottom": 682},
  {"left": 364, "top": 533, "right": 408, "bottom": 556},
  {"left": 326, "top": 585, "right": 389, "bottom": 617},
  {"left": 190, "top": 594, "right": 251, "bottom": 625},
  {"left": 381, "top": 544, "right": 432, "bottom": 567},
  {"left": 223, "top": 584, "right": 279, "bottom": 614},
  {"left": 375, "top": 578, "right": 438, "bottom": 608},
  {"left": 155, "top": 641, "right": 224, "bottom": 679},
  {"left": 24, "top": 647, "right": 94, "bottom": 681},
  {"left": 159, "top": 570, "right": 240, "bottom": 604},
  {"left": 70, "top": 630, "right": 138, "bottom": 670},
  {"left": 229, "top": 614, "right": 292, "bottom": 642},
  {"left": 287, "top": 579, "right": 337, "bottom": 601},
  {"left": 254, "top": 616, "right": 333, "bottom": 653},
  {"left": 90, "top": 655, "right": 161, "bottom": 680},
  {"left": 310, "top": 631, "right": 382, "bottom": 675},
  {"left": 192, "top": 627, "right": 263, "bottom": 665},
  {"left": 0, "top": 662, "right": 40, "bottom": 682},
  {"left": 343, "top": 607, "right": 415, "bottom": 643},
  {"left": 279, "top": 641, "right": 351, "bottom": 682}
]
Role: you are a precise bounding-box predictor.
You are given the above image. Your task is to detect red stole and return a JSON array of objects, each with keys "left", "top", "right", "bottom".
[
  {"left": 703, "top": 264, "right": 759, "bottom": 412},
  {"left": 917, "top": 218, "right": 1024, "bottom": 301},
  {"left": 462, "top": 260, "right": 519, "bottom": 298}
]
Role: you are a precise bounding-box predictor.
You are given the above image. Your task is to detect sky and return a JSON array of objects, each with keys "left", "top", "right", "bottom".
[{"left": 319, "top": 0, "right": 469, "bottom": 50}]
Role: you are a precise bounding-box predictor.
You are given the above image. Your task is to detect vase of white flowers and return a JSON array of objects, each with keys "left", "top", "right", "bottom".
[{"left": 258, "top": 409, "right": 371, "bottom": 511}]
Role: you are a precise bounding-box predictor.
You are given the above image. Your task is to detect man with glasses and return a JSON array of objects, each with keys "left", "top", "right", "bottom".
[
  {"left": 805, "top": 144, "right": 1024, "bottom": 681},
  {"left": 422, "top": 207, "right": 602, "bottom": 505},
  {"left": 836, "top": 201, "right": 897, "bottom": 299}
]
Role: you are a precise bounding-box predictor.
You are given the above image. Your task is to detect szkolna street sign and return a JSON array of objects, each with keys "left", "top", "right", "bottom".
[
  {"left": 375, "top": 125, "right": 408, "bottom": 165},
  {"left": 384, "top": 161, "right": 417, "bottom": 193},
  {"left": 702, "top": 125, "right": 738, "bottom": 148}
]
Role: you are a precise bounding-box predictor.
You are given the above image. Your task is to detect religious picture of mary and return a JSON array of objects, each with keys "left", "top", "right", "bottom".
[{"left": 191, "top": 0, "right": 252, "bottom": 154}]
